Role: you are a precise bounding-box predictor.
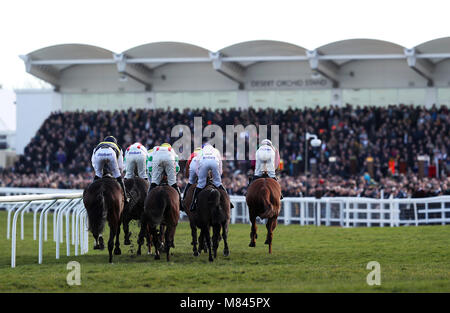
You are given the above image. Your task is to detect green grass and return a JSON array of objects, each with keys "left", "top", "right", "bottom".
[{"left": 1, "top": 210, "right": 450, "bottom": 292}]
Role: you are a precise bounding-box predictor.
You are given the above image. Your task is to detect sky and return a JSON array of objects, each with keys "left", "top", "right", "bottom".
[{"left": 1, "top": 0, "right": 450, "bottom": 130}]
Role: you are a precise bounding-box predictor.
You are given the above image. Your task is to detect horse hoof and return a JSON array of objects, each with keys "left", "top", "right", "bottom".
[
  {"left": 136, "top": 251, "right": 141, "bottom": 256},
  {"left": 99, "top": 244, "right": 105, "bottom": 250},
  {"left": 94, "top": 245, "right": 100, "bottom": 250},
  {"left": 155, "top": 255, "right": 160, "bottom": 260},
  {"left": 223, "top": 250, "right": 229, "bottom": 257},
  {"left": 193, "top": 251, "right": 199, "bottom": 257},
  {"left": 124, "top": 239, "right": 131, "bottom": 245},
  {"left": 264, "top": 239, "right": 269, "bottom": 245},
  {"left": 249, "top": 242, "right": 256, "bottom": 247},
  {"left": 209, "top": 257, "right": 214, "bottom": 262},
  {"left": 114, "top": 248, "right": 122, "bottom": 255}
]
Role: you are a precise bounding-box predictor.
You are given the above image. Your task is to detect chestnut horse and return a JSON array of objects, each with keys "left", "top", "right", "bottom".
[
  {"left": 83, "top": 175, "right": 124, "bottom": 263},
  {"left": 139, "top": 184, "right": 180, "bottom": 261},
  {"left": 186, "top": 182, "right": 231, "bottom": 262},
  {"left": 246, "top": 175, "right": 282, "bottom": 254},
  {"left": 122, "top": 177, "right": 151, "bottom": 254}
]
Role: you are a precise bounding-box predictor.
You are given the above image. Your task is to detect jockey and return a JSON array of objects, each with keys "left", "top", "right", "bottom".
[
  {"left": 183, "top": 147, "right": 202, "bottom": 199},
  {"left": 91, "top": 135, "right": 129, "bottom": 204},
  {"left": 148, "top": 143, "right": 184, "bottom": 210},
  {"left": 251, "top": 139, "right": 283, "bottom": 199},
  {"left": 146, "top": 146, "right": 158, "bottom": 182},
  {"left": 190, "top": 142, "right": 229, "bottom": 212},
  {"left": 124, "top": 142, "right": 148, "bottom": 180}
]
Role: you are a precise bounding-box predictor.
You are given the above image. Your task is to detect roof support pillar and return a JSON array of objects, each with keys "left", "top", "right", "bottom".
[
  {"left": 113, "top": 53, "right": 153, "bottom": 91},
  {"left": 404, "top": 48, "right": 434, "bottom": 87},
  {"left": 210, "top": 52, "right": 245, "bottom": 89},
  {"left": 19, "top": 55, "right": 60, "bottom": 90},
  {"left": 306, "top": 50, "right": 339, "bottom": 88}
]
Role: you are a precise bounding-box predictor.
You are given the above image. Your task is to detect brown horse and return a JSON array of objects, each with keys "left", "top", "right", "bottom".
[
  {"left": 83, "top": 175, "right": 124, "bottom": 263},
  {"left": 140, "top": 184, "right": 180, "bottom": 261},
  {"left": 186, "top": 182, "right": 231, "bottom": 262},
  {"left": 246, "top": 176, "right": 282, "bottom": 254},
  {"left": 122, "top": 177, "right": 151, "bottom": 254}
]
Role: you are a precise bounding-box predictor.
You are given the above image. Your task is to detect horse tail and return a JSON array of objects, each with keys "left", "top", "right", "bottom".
[
  {"left": 144, "top": 188, "right": 166, "bottom": 226},
  {"left": 208, "top": 188, "right": 221, "bottom": 210},
  {"left": 87, "top": 184, "right": 107, "bottom": 235},
  {"left": 208, "top": 188, "right": 222, "bottom": 224},
  {"left": 260, "top": 185, "right": 273, "bottom": 219}
]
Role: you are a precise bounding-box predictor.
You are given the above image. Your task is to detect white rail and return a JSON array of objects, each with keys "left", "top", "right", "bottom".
[
  {"left": 229, "top": 195, "right": 450, "bottom": 227},
  {"left": 1, "top": 192, "right": 87, "bottom": 268},
  {"left": 2, "top": 187, "right": 450, "bottom": 268}
]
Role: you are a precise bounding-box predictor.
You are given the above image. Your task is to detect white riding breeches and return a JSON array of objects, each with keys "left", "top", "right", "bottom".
[
  {"left": 151, "top": 150, "right": 177, "bottom": 185},
  {"left": 125, "top": 150, "right": 148, "bottom": 179},
  {"left": 255, "top": 146, "right": 276, "bottom": 177},
  {"left": 91, "top": 147, "right": 122, "bottom": 178},
  {"left": 197, "top": 157, "right": 221, "bottom": 189}
]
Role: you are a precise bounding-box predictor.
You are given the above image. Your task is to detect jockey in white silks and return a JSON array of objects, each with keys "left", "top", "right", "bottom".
[
  {"left": 91, "top": 135, "right": 129, "bottom": 204},
  {"left": 124, "top": 142, "right": 148, "bottom": 180},
  {"left": 183, "top": 147, "right": 202, "bottom": 199},
  {"left": 148, "top": 143, "right": 184, "bottom": 210},
  {"left": 146, "top": 146, "right": 158, "bottom": 182},
  {"left": 190, "top": 143, "right": 230, "bottom": 212},
  {"left": 251, "top": 139, "right": 283, "bottom": 199},
  {"left": 254, "top": 139, "right": 280, "bottom": 178}
]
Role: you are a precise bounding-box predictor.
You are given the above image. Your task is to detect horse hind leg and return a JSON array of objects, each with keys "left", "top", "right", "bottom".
[
  {"left": 137, "top": 220, "right": 147, "bottom": 256},
  {"left": 93, "top": 232, "right": 101, "bottom": 249},
  {"left": 212, "top": 224, "right": 221, "bottom": 259},
  {"left": 164, "top": 226, "right": 174, "bottom": 262},
  {"left": 249, "top": 213, "right": 257, "bottom": 248},
  {"left": 222, "top": 221, "right": 230, "bottom": 257},
  {"left": 146, "top": 231, "right": 152, "bottom": 255},
  {"left": 108, "top": 227, "right": 115, "bottom": 263},
  {"left": 150, "top": 226, "right": 161, "bottom": 260},
  {"left": 265, "top": 217, "right": 277, "bottom": 254},
  {"left": 98, "top": 234, "right": 105, "bottom": 250},
  {"left": 123, "top": 217, "right": 131, "bottom": 245},
  {"left": 191, "top": 223, "right": 199, "bottom": 256},
  {"left": 114, "top": 222, "right": 122, "bottom": 255},
  {"left": 202, "top": 227, "right": 213, "bottom": 262}
]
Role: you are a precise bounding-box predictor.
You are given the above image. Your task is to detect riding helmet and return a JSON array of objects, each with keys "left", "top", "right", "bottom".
[{"left": 104, "top": 136, "right": 118, "bottom": 145}]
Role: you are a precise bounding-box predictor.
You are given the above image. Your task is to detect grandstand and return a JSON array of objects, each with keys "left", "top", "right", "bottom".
[{"left": 2, "top": 38, "right": 449, "bottom": 197}]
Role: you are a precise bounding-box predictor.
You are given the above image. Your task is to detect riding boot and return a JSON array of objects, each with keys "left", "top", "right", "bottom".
[
  {"left": 183, "top": 183, "right": 192, "bottom": 200},
  {"left": 171, "top": 183, "right": 186, "bottom": 212},
  {"left": 217, "top": 185, "right": 234, "bottom": 209},
  {"left": 116, "top": 177, "right": 130, "bottom": 204},
  {"left": 190, "top": 187, "right": 202, "bottom": 212}
]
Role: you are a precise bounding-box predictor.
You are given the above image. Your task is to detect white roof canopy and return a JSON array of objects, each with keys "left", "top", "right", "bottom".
[{"left": 20, "top": 38, "right": 450, "bottom": 90}]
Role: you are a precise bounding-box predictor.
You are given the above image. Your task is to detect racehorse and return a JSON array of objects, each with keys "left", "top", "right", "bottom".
[
  {"left": 187, "top": 181, "right": 231, "bottom": 262},
  {"left": 140, "top": 184, "right": 180, "bottom": 261},
  {"left": 83, "top": 175, "right": 124, "bottom": 263},
  {"left": 246, "top": 174, "right": 282, "bottom": 254},
  {"left": 122, "top": 177, "right": 151, "bottom": 253}
]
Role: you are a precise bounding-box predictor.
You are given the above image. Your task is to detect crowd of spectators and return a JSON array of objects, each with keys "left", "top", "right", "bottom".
[{"left": 1, "top": 104, "right": 449, "bottom": 198}]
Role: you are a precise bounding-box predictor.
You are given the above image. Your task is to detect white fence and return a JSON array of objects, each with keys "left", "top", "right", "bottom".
[
  {"left": 1, "top": 191, "right": 87, "bottom": 268},
  {"left": 229, "top": 195, "right": 450, "bottom": 227},
  {"left": 1, "top": 187, "right": 450, "bottom": 268}
]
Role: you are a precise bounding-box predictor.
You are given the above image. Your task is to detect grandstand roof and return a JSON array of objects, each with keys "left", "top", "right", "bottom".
[{"left": 20, "top": 38, "right": 450, "bottom": 91}]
